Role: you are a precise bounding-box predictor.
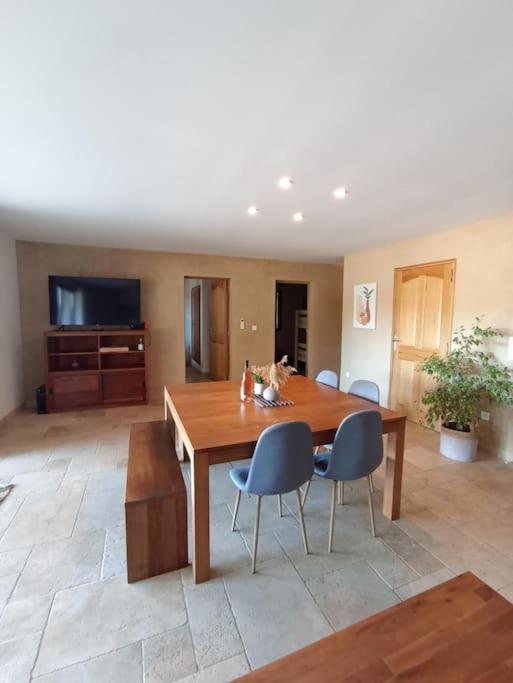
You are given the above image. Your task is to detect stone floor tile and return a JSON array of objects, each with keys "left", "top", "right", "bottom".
[
  {"left": 380, "top": 524, "right": 445, "bottom": 576},
  {"left": 10, "top": 459, "right": 70, "bottom": 497},
  {"left": 0, "top": 547, "right": 31, "bottom": 603},
  {"left": 184, "top": 578, "right": 243, "bottom": 668},
  {"left": 362, "top": 540, "right": 420, "bottom": 589},
  {"left": 73, "top": 489, "right": 125, "bottom": 535},
  {"left": 394, "top": 567, "right": 456, "bottom": 600},
  {"left": 0, "top": 592, "right": 53, "bottom": 643},
  {"left": 85, "top": 469, "right": 126, "bottom": 497},
  {"left": 34, "top": 573, "right": 186, "bottom": 676},
  {"left": 0, "top": 483, "right": 85, "bottom": 551},
  {"left": 306, "top": 560, "right": 400, "bottom": 631},
  {"left": 101, "top": 525, "right": 126, "bottom": 580},
  {"left": 170, "top": 653, "right": 249, "bottom": 683},
  {"left": 224, "top": 557, "right": 331, "bottom": 669},
  {"left": 0, "top": 632, "right": 41, "bottom": 682},
  {"left": 13, "top": 530, "right": 105, "bottom": 600},
  {"left": 34, "top": 642, "right": 143, "bottom": 682},
  {"left": 143, "top": 624, "right": 196, "bottom": 683}
]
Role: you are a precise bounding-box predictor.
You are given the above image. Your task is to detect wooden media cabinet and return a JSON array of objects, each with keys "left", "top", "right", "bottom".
[{"left": 45, "top": 329, "right": 148, "bottom": 412}]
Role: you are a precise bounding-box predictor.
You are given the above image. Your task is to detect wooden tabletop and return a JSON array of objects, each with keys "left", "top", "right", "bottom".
[
  {"left": 236, "top": 572, "right": 513, "bottom": 682},
  {"left": 164, "top": 375, "right": 406, "bottom": 455}
]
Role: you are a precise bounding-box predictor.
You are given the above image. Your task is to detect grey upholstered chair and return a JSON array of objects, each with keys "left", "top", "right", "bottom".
[
  {"left": 348, "top": 379, "right": 380, "bottom": 494},
  {"left": 316, "top": 369, "right": 338, "bottom": 389},
  {"left": 302, "top": 410, "right": 383, "bottom": 552},
  {"left": 229, "top": 421, "right": 314, "bottom": 573},
  {"left": 348, "top": 379, "right": 380, "bottom": 404}
]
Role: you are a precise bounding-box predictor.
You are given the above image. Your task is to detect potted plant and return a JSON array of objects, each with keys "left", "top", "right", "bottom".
[
  {"left": 421, "top": 319, "right": 513, "bottom": 462},
  {"left": 251, "top": 356, "right": 297, "bottom": 401},
  {"left": 251, "top": 368, "right": 266, "bottom": 396}
]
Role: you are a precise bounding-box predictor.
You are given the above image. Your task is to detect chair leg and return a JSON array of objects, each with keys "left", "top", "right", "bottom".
[
  {"left": 337, "top": 481, "right": 345, "bottom": 505},
  {"left": 295, "top": 489, "right": 309, "bottom": 554},
  {"left": 301, "top": 478, "right": 311, "bottom": 508},
  {"left": 278, "top": 494, "right": 282, "bottom": 517},
  {"left": 328, "top": 480, "right": 337, "bottom": 553},
  {"left": 369, "top": 473, "right": 375, "bottom": 493},
  {"left": 367, "top": 475, "right": 376, "bottom": 537},
  {"left": 231, "top": 489, "right": 241, "bottom": 532},
  {"left": 252, "top": 495, "right": 262, "bottom": 574}
]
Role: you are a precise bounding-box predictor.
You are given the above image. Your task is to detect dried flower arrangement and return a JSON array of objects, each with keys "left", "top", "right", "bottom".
[{"left": 251, "top": 355, "right": 297, "bottom": 390}]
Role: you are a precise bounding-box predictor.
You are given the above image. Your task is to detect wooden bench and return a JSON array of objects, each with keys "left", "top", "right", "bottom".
[{"left": 125, "top": 420, "right": 188, "bottom": 583}]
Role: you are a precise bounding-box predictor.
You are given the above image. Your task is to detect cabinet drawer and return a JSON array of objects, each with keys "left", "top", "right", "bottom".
[
  {"left": 49, "top": 374, "right": 101, "bottom": 411},
  {"left": 102, "top": 370, "right": 146, "bottom": 403}
]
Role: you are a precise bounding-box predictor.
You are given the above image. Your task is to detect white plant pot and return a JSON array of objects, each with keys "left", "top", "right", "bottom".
[
  {"left": 253, "top": 382, "right": 264, "bottom": 396},
  {"left": 440, "top": 425, "right": 478, "bottom": 462},
  {"left": 263, "top": 386, "right": 280, "bottom": 401}
]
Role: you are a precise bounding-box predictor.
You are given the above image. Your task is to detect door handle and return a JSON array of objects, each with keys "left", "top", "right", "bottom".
[{"left": 392, "top": 335, "right": 401, "bottom": 351}]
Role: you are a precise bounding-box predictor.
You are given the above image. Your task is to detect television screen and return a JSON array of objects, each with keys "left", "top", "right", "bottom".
[{"left": 49, "top": 276, "right": 141, "bottom": 327}]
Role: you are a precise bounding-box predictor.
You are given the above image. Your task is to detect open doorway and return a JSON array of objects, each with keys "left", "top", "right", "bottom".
[
  {"left": 275, "top": 282, "right": 308, "bottom": 375},
  {"left": 184, "top": 278, "right": 229, "bottom": 383}
]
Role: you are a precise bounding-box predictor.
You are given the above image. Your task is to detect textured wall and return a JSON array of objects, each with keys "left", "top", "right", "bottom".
[
  {"left": 0, "top": 231, "right": 24, "bottom": 419},
  {"left": 340, "top": 214, "right": 513, "bottom": 461},
  {"left": 17, "top": 242, "right": 342, "bottom": 404}
]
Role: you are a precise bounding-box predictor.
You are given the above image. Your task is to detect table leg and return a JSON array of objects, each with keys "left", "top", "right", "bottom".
[
  {"left": 383, "top": 419, "right": 405, "bottom": 520},
  {"left": 191, "top": 452, "right": 210, "bottom": 583}
]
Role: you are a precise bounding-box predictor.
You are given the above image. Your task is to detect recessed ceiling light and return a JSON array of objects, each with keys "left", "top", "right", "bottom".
[
  {"left": 247, "top": 205, "right": 259, "bottom": 216},
  {"left": 278, "top": 176, "right": 294, "bottom": 190},
  {"left": 333, "top": 186, "right": 348, "bottom": 199},
  {"left": 292, "top": 212, "right": 304, "bottom": 222}
]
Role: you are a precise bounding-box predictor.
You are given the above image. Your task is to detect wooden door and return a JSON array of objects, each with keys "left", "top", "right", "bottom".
[
  {"left": 191, "top": 285, "right": 201, "bottom": 366},
  {"left": 390, "top": 260, "right": 455, "bottom": 425},
  {"left": 209, "top": 279, "right": 229, "bottom": 380}
]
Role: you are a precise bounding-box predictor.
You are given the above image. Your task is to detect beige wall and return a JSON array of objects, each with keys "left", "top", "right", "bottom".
[
  {"left": 17, "top": 241, "right": 342, "bottom": 404},
  {"left": 341, "top": 214, "right": 513, "bottom": 461},
  {"left": 0, "top": 231, "right": 24, "bottom": 419}
]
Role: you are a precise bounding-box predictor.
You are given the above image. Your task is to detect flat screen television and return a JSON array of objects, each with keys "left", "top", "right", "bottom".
[{"left": 49, "top": 276, "right": 141, "bottom": 327}]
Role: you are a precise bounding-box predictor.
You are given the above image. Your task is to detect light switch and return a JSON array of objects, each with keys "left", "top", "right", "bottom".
[
  {"left": 240, "top": 318, "right": 245, "bottom": 330},
  {"left": 251, "top": 324, "right": 257, "bottom": 331},
  {"left": 345, "top": 371, "right": 350, "bottom": 378}
]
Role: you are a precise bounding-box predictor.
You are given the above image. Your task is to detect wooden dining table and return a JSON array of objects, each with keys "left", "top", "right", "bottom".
[{"left": 164, "top": 375, "right": 407, "bottom": 584}]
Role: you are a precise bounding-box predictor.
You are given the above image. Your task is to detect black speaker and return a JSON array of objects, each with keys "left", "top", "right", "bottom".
[{"left": 36, "top": 385, "right": 47, "bottom": 414}]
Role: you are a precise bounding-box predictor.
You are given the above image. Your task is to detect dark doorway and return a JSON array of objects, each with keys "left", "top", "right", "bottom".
[{"left": 275, "top": 282, "right": 308, "bottom": 375}]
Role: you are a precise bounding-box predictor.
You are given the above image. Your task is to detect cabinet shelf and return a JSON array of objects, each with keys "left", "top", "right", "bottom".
[
  {"left": 49, "top": 351, "right": 98, "bottom": 356},
  {"left": 45, "top": 329, "right": 148, "bottom": 412}
]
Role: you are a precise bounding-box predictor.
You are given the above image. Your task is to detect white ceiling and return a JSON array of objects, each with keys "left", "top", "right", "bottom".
[{"left": 1, "top": 1, "right": 513, "bottom": 263}]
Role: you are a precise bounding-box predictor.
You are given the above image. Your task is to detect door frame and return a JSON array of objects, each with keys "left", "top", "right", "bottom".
[
  {"left": 184, "top": 276, "right": 230, "bottom": 381},
  {"left": 389, "top": 258, "right": 456, "bottom": 411},
  {"left": 274, "top": 280, "right": 310, "bottom": 374}
]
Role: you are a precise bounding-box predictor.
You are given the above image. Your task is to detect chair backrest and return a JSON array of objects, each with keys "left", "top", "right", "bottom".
[
  {"left": 316, "top": 370, "right": 338, "bottom": 389},
  {"left": 326, "top": 410, "right": 383, "bottom": 481},
  {"left": 246, "top": 421, "right": 314, "bottom": 496},
  {"left": 349, "top": 379, "right": 380, "bottom": 404}
]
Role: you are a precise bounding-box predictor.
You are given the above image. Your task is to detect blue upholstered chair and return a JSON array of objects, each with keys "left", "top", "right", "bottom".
[
  {"left": 316, "top": 369, "right": 338, "bottom": 389},
  {"left": 302, "top": 410, "right": 383, "bottom": 552},
  {"left": 348, "top": 379, "right": 380, "bottom": 494},
  {"left": 229, "top": 421, "right": 314, "bottom": 573}
]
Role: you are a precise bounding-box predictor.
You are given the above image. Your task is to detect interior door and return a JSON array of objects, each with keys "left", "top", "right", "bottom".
[
  {"left": 209, "top": 279, "right": 229, "bottom": 381},
  {"left": 191, "top": 285, "right": 201, "bottom": 366},
  {"left": 390, "top": 261, "right": 455, "bottom": 425}
]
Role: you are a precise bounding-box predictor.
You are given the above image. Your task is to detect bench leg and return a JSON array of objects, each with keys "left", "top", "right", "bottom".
[{"left": 191, "top": 452, "right": 210, "bottom": 583}]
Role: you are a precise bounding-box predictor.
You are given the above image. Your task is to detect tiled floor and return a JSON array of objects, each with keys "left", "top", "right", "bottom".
[{"left": 0, "top": 404, "right": 513, "bottom": 682}]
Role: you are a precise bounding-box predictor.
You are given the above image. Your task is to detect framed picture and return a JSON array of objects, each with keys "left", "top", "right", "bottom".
[{"left": 353, "top": 283, "right": 377, "bottom": 329}]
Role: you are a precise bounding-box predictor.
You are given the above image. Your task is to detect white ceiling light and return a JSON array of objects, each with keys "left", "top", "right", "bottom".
[
  {"left": 247, "top": 205, "right": 259, "bottom": 216},
  {"left": 292, "top": 212, "right": 304, "bottom": 222},
  {"left": 277, "top": 176, "right": 294, "bottom": 190},
  {"left": 333, "top": 186, "right": 348, "bottom": 199}
]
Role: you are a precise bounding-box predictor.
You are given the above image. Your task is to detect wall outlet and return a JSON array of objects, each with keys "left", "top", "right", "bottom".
[
  {"left": 240, "top": 318, "right": 245, "bottom": 330},
  {"left": 345, "top": 371, "right": 351, "bottom": 378},
  {"left": 251, "top": 324, "right": 257, "bottom": 331},
  {"left": 480, "top": 410, "right": 490, "bottom": 421}
]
